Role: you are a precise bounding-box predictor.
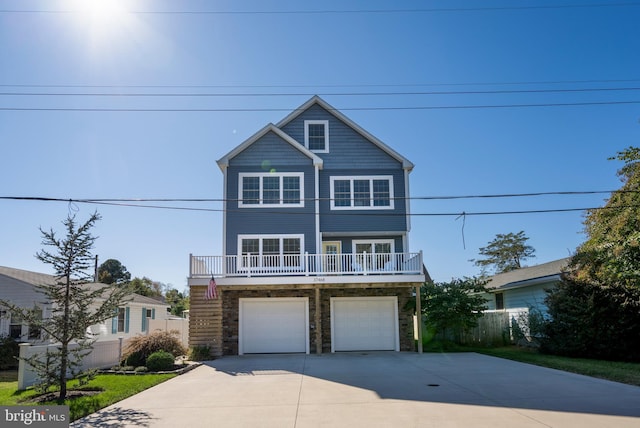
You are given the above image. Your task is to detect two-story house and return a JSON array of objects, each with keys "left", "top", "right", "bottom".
[{"left": 188, "top": 96, "right": 426, "bottom": 356}]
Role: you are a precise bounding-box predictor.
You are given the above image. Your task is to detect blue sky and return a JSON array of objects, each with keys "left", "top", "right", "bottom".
[{"left": 1, "top": 0, "right": 639, "bottom": 291}]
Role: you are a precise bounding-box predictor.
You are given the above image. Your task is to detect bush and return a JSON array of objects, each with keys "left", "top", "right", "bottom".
[
  {"left": 123, "top": 351, "right": 145, "bottom": 368},
  {"left": 122, "top": 330, "right": 187, "bottom": 365},
  {"left": 541, "top": 279, "right": 640, "bottom": 362},
  {"left": 146, "top": 351, "right": 174, "bottom": 372},
  {"left": 189, "top": 345, "right": 212, "bottom": 361},
  {"left": 134, "top": 366, "right": 148, "bottom": 373},
  {"left": 0, "top": 335, "right": 19, "bottom": 370}
]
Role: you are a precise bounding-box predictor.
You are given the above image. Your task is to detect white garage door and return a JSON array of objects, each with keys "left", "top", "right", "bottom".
[
  {"left": 239, "top": 298, "right": 309, "bottom": 354},
  {"left": 331, "top": 297, "right": 399, "bottom": 352}
]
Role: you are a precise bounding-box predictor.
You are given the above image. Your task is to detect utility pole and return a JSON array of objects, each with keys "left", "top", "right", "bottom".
[{"left": 94, "top": 255, "right": 99, "bottom": 282}]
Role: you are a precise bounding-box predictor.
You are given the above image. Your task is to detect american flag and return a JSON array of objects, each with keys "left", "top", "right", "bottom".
[{"left": 205, "top": 277, "right": 218, "bottom": 300}]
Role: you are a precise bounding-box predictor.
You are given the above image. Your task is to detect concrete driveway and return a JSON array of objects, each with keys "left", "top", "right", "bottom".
[{"left": 72, "top": 352, "right": 640, "bottom": 428}]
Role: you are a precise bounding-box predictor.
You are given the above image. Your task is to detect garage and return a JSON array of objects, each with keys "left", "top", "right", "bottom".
[
  {"left": 239, "top": 298, "right": 309, "bottom": 354},
  {"left": 330, "top": 296, "right": 399, "bottom": 352}
]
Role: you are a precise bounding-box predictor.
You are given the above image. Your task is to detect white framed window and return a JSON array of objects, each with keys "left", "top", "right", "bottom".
[
  {"left": 238, "top": 234, "right": 304, "bottom": 270},
  {"left": 239, "top": 172, "right": 304, "bottom": 208},
  {"left": 117, "top": 307, "right": 126, "bottom": 333},
  {"left": 304, "top": 120, "right": 329, "bottom": 153},
  {"left": 352, "top": 239, "right": 395, "bottom": 272},
  {"left": 330, "top": 176, "right": 394, "bottom": 210}
]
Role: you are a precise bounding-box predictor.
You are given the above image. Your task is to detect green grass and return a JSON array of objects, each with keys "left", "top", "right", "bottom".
[
  {"left": 473, "top": 346, "right": 640, "bottom": 387},
  {"left": 0, "top": 373, "right": 176, "bottom": 421},
  {"left": 421, "top": 341, "right": 640, "bottom": 387}
]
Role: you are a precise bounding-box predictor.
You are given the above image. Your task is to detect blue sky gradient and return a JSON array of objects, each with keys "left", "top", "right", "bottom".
[{"left": 1, "top": 0, "right": 639, "bottom": 290}]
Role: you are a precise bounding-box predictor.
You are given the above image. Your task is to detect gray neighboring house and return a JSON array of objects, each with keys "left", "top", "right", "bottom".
[
  {"left": 483, "top": 257, "right": 571, "bottom": 318},
  {"left": 0, "top": 266, "right": 169, "bottom": 342}
]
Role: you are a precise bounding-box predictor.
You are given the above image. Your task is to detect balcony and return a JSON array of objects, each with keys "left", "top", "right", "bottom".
[{"left": 189, "top": 252, "right": 423, "bottom": 281}]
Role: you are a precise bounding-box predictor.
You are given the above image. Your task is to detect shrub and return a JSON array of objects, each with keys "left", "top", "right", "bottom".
[
  {"left": 123, "top": 350, "right": 145, "bottom": 368},
  {"left": 0, "top": 335, "right": 19, "bottom": 370},
  {"left": 189, "top": 345, "right": 212, "bottom": 361},
  {"left": 134, "top": 366, "right": 148, "bottom": 373},
  {"left": 146, "top": 351, "right": 174, "bottom": 372},
  {"left": 122, "top": 330, "right": 187, "bottom": 364}
]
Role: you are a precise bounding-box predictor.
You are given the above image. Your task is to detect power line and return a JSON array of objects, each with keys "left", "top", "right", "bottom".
[
  {"left": 2, "top": 2, "right": 639, "bottom": 15},
  {"left": 0, "top": 194, "right": 631, "bottom": 217},
  {"left": 2, "top": 100, "right": 639, "bottom": 112},
  {"left": 2, "top": 79, "right": 640, "bottom": 90},
  {"left": 2, "top": 87, "right": 639, "bottom": 97}
]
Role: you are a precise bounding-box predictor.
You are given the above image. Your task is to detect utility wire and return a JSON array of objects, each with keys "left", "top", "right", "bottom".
[
  {"left": 3, "top": 100, "right": 640, "bottom": 112},
  {"left": 0, "top": 195, "right": 632, "bottom": 217},
  {"left": 2, "top": 2, "right": 639, "bottom": 15},
  {"left": 2, "top": 87, "right": 639, "bottom": 97},
  {"left": 2, "top": 79, "right": 640, "bottom": 89},
  {"left": 0, "top": 190, "right": 623, "bottom": 204}
]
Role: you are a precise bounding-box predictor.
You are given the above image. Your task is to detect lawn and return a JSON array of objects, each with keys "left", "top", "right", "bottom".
[
  {"left": 473, "top": 346, "right": 640, "bottom": 387},
  {"left": 423, "top": 342, "right": 640, "bottom": 387},
  {"left": 0, "top": 372, "right": 176, "bottom": 421}
]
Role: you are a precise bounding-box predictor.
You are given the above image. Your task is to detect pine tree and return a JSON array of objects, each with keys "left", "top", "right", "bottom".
[{"left": 0, "top": 213, "right": 131, "bottom": 398}]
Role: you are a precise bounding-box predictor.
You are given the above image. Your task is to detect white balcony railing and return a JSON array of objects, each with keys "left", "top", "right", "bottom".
[{"left": 190, "top": 252, "right": 423, "bottom": 278}]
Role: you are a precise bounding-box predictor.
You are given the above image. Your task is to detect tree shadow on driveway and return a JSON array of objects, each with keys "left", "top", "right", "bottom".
[{"left": 203, "top": 351, "right": 640, "bottom": 418}]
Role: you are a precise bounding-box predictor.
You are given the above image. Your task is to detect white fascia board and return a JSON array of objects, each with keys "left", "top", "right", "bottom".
[
  {"left": 489, "top": 274, "right": 561, "bottom": 292},
  {"left": 277, "top": 96, "right": 414, "bottom": 171},
  {"left": 189, "top": 274, "right": 426, "bottom": 287},
  {"left": 216, "top": 123, "right": 323, "bottom": 171}
]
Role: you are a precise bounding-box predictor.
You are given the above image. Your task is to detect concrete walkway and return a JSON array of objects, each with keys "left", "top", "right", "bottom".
[{"left": 72, "top": 352, "right": 640, "bottom": 427}]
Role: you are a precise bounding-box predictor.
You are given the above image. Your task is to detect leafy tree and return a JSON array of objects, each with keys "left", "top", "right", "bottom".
[
  {"left": 165, "top": 288, "right": 189, "bottom": 316},
  {"left": 542, "top": 147, "right": 640, "bottom": 361},
  {"left": 474, "top": 231, "right": 536, "bottom": 274},
  {"left": 417, "top": 278, "right": 488, "bottom": 343},
  {"left": 0, "top": 213, "right": 131, "bottom": 398},
  {"left": 129, "top": 277, "right": 163, "bottom": 298},
  {"left": 97, "top": 259, "right": 131, "bottom": 285}
]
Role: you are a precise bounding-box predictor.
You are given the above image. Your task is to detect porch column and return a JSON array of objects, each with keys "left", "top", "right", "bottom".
[
  {"left": 416, "top": 284, "right": 423, "bottom": 354},
  {"left": 315, "top": 286, "right": 322, "bottom": 354}
]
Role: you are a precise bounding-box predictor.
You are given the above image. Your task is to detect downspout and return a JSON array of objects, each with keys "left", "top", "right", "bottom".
[{"left": 315, "top": 164, "right": 321, "bottom": 255}]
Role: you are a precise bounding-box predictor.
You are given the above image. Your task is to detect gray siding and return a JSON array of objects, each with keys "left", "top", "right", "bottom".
[
  {"left": 319, "top": 169, "right": 407, "bottom": 233},
  {"left": 280, "top": 104, "right": 402, "bottom": 169},
  {"left": 226, "top": 131, "right": 317, "bottom": 255}
]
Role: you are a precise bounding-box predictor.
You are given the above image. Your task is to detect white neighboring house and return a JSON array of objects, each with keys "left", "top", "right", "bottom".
[{"left": 0, "top": 266, "right": 169, "bottom": 342}]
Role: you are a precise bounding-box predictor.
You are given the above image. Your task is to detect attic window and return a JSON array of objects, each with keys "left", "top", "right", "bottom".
[{"left": 304, "top": 120, "right": 329, "bottom": 153}]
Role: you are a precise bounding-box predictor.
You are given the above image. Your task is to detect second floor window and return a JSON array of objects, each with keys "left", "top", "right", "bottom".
[
  {"left": 330, "top": 176, "right": 394, "bottom": 210},
  {"left": 239, "top": 173, "right": 304, "bottom": 207}
]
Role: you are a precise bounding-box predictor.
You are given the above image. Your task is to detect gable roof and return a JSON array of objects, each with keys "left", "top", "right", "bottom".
[
  {"left": 217, "top": 123, "right": 324, "bottom": 171},
  {"left": 486, "top": 258, "right": 570, "bottom": 291},
  {"left": 276, "top": 96, "right": 415, "bottom": 171},
  {"left": 0, "top": 266, "right": 168, "bottom": 308}
]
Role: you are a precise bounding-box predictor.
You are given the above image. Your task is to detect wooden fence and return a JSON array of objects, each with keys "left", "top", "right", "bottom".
[{"left": 460, "top": 311, "right": 511, "bottom": 346}]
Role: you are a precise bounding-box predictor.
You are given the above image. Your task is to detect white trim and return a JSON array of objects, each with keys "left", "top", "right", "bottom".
[
  {"left": 189, "top": 274, "right": 426, "bottom": 287},
  {"left": 237, "top": 234, "right": 305, "bottom": 269},
  {"left": 329, "top": 175, "right": 394, "bottom": 210},
  {"left": 315, "top": 166, "right": 321, "bottom": 255},
  {"left": 276, "top": 96, "right": 414, "bottom": 170},
  {"left": 238, "top": 172, "right": 304, "bottom": 208},
  {"left": 330, "top": 296, "right": 399, "bottom": 352},
  {"left": 304, "top": 120, "right": 329, "bottom": 153},
  {"left": 352, "top": 238, "right": 395, "bottom": 254},
  {"left": 404, "top": 168, "right": 411, "bottom": 233},
  {"left": 217, "top": 123, "right": 323, "bottom": 171},
  {"left": 222, "top": 166, "right": 228, "bottom": 257},
  {"left": 239, "top": 297, "right": 310, "bottom": 355}
]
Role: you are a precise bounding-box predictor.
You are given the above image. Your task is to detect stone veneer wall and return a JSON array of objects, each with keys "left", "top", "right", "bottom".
[{"left": 221, "top": 285, "right": 415, "bottom": 355}]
